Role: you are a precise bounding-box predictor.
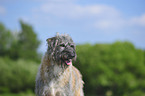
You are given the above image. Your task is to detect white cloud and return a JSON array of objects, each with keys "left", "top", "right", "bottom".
[
  {"left": 31, "top": 2, "right": 123, "bottom": 31},
  {"left": 130, "top": 14, "right": 145, "bottom": 26},
  {"left": 28, "top": 1, "right": 145, "bottom": 33},
  {"left": 0, "top": 6, "right": 6, "bottom": 15},
  {"left": 40, "top": 3, "right": 120, "bottom": 19}
]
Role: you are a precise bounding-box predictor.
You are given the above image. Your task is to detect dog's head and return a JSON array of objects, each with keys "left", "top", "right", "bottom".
[{"left": 46, "top": 33, "right": 76, "bottom": 67}]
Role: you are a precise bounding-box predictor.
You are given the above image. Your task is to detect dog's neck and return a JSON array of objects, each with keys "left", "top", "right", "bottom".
[
  {"left": 51, "top": 61, "right": 63, "bottom": 76},
  {"left": 50, "top": 61, "right": 72, "bottom": 77},
  {"left": 42, "top": 53, "right": 72, "bottom": 80}
]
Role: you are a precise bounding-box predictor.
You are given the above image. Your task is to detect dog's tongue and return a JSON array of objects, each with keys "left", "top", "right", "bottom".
[{"left": 65, "top": 59, "right": 72, "bottom": 65}]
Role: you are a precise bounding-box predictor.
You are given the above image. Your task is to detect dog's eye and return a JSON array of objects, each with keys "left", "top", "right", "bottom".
[
  {"left": 70, "top": 44, "right": 74, "bottom": 48},
  {"left": 60, "top": 44, "right": 65, "bottom": 47}
]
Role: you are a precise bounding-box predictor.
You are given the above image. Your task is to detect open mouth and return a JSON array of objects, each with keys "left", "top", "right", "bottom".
[{"left": 64, "top": 59, "right": 72, "bottom": 66}]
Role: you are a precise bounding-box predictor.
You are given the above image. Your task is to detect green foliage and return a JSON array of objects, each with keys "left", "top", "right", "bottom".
[
  {"left": 0, "top": 22, "right": 41, "bottom": 62},
  {"left": 0, "top": 92, "right": 35, "bottom": 96},
  {"left": 0, "top": 57, "right": 39, "bottom": 93},
  {"left": 75, "top": 42, "right": 145, "bottom": 96},
  {"left": 0, "top": 23, "right": 16, "bottom": 58},
  {"left": 18, "top": 21, "right": 41, "bottom": 61}
]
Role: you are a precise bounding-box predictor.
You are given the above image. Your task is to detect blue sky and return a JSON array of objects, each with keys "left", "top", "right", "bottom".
[{"left": 0, "top": 0, "right": 145, "bottom": 53}]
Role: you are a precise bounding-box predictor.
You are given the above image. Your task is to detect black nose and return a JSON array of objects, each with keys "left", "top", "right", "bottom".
[{"left": 69, "top": 52, "right": 75, "bottom": 58}]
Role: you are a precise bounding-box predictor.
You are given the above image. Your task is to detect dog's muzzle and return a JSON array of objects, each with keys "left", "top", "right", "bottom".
[{"left": 61, "top": 50, "right": 75, "bottom": 66}]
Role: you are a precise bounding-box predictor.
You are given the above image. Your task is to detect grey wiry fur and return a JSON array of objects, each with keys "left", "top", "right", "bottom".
[{"left": 35, "top": 33, "right": 84, "bottom": 96}]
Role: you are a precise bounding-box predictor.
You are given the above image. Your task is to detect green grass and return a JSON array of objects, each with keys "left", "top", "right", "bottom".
[{"left": 0, "top": 93, "right": 35, "bottom": 96}]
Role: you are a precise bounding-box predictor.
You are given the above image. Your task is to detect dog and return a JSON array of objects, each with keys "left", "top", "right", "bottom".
[{"left": 35, "top": 33, "right": 84, "bottom": 96}]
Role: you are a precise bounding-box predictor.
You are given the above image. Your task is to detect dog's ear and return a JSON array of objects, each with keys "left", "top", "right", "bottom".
[
  {"left": 46, "top": 37, "right": 58, "bottom": 52},
  {"left": 46, "top": 37, "right": 55, "bottom": 42}
]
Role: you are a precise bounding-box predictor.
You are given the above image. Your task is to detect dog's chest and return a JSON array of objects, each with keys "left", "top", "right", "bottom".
[
  {"left": 52, "top": 64, "right": 64, "bottom": 76},
  {"left": 52, "top": 64, "right": 72, "bottom": 86},
  {"left": 47, "top": 65, "right": 72, "bottom": 95}
]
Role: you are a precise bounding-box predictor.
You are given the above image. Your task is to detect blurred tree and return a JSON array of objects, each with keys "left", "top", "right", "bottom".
[
  {"left": 0, "top": 21, "right": 41, "bottom": 62},
  {"left": 0, "top": 23, "right": 15, "bottom": 57},
  {"left": 0, "top": 57, "right": 38, "bottom": 93},
  {"left": 18, "top": 20, "right": 41, "bottom": 61},
  {"left": 75, "top": 42, "right": 145, "bottom": 96}
]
